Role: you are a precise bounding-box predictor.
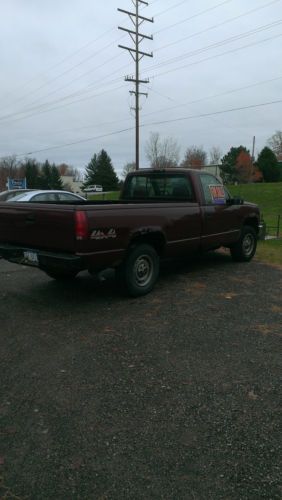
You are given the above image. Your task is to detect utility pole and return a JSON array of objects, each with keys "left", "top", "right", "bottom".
[
  {"left": 251, "top": 135, "right": 256, "bottom": 162},
  {"left": 118, "top": 1, "right": 154, "bottom": 170}
]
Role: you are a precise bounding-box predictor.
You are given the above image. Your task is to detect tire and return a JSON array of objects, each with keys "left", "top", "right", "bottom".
[
  {"left": 230, "top": 225, "right": 257, "bottom": 262},
  {"left": 43, "top": 268, "right": 78, "bottom": 281},
  {"left": 117, "top": 244, "right": 160, "bottom": 297}
]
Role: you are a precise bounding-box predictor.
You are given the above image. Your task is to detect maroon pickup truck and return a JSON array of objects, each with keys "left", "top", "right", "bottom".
[{"left": 0, "top": 169, "right": 261, "bottom": 296}]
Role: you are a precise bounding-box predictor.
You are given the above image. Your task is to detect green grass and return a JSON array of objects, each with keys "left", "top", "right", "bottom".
[
  {"left": 256, "top": 239, "right": 282, "bottom": 266},
  {"left": 86, "top": 191, "right": 120, "bottom": 201},
  {"left": 228, "top": 182, "right": 282, "bottom": 236}
]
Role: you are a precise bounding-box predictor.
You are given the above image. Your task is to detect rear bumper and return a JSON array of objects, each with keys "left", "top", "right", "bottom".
[{"left": 0, "top": 243, "right": 82, "bottom": 271}]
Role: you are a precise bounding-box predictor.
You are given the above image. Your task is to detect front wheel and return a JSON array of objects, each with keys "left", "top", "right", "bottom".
[
  {"left": 230, "top": 225, "right": 257, "bottom": 262},
  {"left": 117, "top": 244, "right": 160, "bottom": 297}
]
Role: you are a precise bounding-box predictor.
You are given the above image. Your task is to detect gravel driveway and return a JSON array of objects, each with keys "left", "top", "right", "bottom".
[{"left": 0, "top": 253, "right": 281, "bottom": 499}]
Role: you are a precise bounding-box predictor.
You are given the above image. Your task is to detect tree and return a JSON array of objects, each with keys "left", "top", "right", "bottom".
[
  {"left": 209, "top": 146, "right": 222, "bottom": 165},
  {"left": 236, "top": 150, "right": 253, "bottom": 183},
  {"left": 0, "top": 156, "right": 22, "bottom": 191},
  {"left": 145, "top": 132, "right": 180, "bottom": 169},
  {"left": 40, "top": 160, "right": 52, "bottom": 189},
  {"left": 122, "top": 162, "right": 136, "bottom": 179},
  {"left": 22, "top": 158, "right": 41, "bottom": 189},
  {"left": 83, "top": 150, "right": 119, "bottom": 191},
  {"left": 38, "top": 160, "right": 64, "bottom": 189},
  {"left": 268, "top": 130, "right": 282, "bottom": 157},
  {"left": 256, "top": 147, "right": 280, "bottom": 182},
  {"left": 181, "top": 146, "right": 207, "bottom": 169},
  {"left": 50, "top": 164, "right": 64, "bottom": 189},
  {"left": 220, "top": 146, "right": 250, "bottom": 184}
]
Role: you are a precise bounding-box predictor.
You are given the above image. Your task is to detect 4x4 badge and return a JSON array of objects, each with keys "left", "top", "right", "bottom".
[{"left": 90, "top": 229, "right": 117, "bottom": 240}]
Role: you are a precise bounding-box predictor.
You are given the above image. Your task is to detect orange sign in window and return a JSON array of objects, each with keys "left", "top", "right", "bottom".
[{"left": 209, "top": 185, "right": 226, "bottom": 204}]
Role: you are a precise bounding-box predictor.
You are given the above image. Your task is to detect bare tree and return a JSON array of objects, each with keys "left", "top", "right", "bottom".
[
  {"left": 0, "top": 156, "right": 22, "bottom": 191},
  {"left": 145, "top": 132, "right": 180, "bottom": 169},
  {"left": 122, "top": 162, "right": 136, "bottom": 179},
  {"left": 181, "top": 146, "right": 207, "bottom": 169},
  {"left": 209, "top": 146, "right": 222, "bottom": 165},
  {"left": 268, "top": 130, "right": 282, "bottom": 157}
]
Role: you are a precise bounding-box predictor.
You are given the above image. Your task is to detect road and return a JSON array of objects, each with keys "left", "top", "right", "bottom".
[{"left": 0, "top": 254, "right": 281, "bottom": 499}]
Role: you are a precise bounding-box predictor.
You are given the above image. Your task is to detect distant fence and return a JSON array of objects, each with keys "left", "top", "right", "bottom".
[{"left": 262, "top": 215, "right": 281, "bottom": 239}]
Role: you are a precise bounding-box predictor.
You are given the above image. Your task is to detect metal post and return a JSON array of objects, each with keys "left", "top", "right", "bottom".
[{"left": 277, "top": 214, "right": 280, "bottom": 238}]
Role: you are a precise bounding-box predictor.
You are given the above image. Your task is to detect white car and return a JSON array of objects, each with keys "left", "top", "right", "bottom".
[
  {"left": 83, "top": 185, "right": 103, "bottom": 193},
  {"left": 7, "top": 190, "right": 86, "bottom": 202}
]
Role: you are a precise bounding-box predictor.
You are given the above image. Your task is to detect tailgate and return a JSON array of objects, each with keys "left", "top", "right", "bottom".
[{"left": 0, "top": 202, "right": 77, "bottom": 252}]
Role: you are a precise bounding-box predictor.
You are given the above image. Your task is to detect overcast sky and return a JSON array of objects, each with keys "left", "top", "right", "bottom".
[{"left": 0, "top": 0, "right": 281, "bottom": 176}]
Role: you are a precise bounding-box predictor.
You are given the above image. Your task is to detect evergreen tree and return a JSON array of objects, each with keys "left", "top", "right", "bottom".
[
  {"left": 50, "top": 164, "right": 63, "bottom": 189},
  {"left": 82, "top": 154, "right": 98, "bottom": 189},
  {"left": 220, "top": 146, "right": 249, "bottom": 184},
  {"left": 22, "top": 158, "right": 41, "bottom": 188},
  {"left": 83, "top": 150, "right": 119, "bottom": 191},
  {"left": 257, "top": 147, "right": 280, "bottom": 182},
  {"left": 40, "top": 160, "right": 52, "bottom": 189}
]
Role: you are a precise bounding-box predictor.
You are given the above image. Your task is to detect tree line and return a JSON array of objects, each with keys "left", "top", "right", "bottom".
[
  {"left": 0, "top": 157, "right": 81, "bottom": 192},
  {"left": 1, "top": 130, "right": 281, "bottom": 192},
  {"left": 125, "top": 130, "right": 281, "bottom": 184}
]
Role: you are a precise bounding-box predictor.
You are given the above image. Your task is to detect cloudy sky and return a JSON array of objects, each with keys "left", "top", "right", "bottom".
[{"left": 0, "top": 0, "right": 281, "bottom": 176}]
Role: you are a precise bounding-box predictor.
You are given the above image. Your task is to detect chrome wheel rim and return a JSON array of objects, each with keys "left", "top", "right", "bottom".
[
  {"left": 243, "top": 233, "right": 255, "bottom": 257},
  {"left": 133, "top": 254, "right": 154, "bottom": 287}
]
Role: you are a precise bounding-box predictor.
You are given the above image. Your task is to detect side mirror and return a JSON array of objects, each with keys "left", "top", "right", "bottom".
[{"left": 227, "top": 197, "right": 244, "bottom": 205}]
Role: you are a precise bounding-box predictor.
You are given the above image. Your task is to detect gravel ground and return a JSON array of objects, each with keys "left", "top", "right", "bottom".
[{"left": 0, "top": 253, "right": 281, "bottom": 499}]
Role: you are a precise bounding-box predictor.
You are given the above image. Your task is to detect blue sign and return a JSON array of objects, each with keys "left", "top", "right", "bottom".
[{"left": 7, "top": 178, "right": 27, "bottom": 190}]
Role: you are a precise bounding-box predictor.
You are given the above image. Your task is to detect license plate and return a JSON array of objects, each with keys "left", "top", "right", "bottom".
[{"left": 23, "top": 251, "right": 38, "bottom": 265}]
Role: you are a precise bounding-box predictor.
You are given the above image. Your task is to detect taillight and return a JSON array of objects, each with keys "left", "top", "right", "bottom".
[{"left": 75, "top": 211, "right": 88, "bottom": 240}]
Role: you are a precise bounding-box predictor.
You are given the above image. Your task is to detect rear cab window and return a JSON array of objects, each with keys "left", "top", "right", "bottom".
[{"left": 123, "top": 173, "right": 195, "bottom": 201}]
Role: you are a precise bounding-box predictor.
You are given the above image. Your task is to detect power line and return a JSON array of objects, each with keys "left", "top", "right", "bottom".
[
  {"left": 8, "top": 9, "right": 280, "bottom": 123},
  {"left": 143, "top": 74, "right": 282, "bottom": 117},
  {"left": 2, "top": 98, "right": 281, "bottom": 160},
  {"left": 145, "top": 19, "right": 282, "bottom": 73},
  {"left": 0, "top": 83, "right": 127, "bottom": 126},
  {"left": 1, "top": 0, "right": 273, "bottom": 123},
  {"left": 154, "top": 0, "right": 281, "bottom": 53},
  {"left": 1, "top": 13, "right": 281, "bottom": 125},
  {"left": 0, "top": 0, "right": 232, "bottom": 116},
  {"left": 154, "top": 0, "right": 233, "bottom": 35},
  {"left": 153, "top": 0, "right": 190, "bottom": 17},
  {"left": 145, "top": 31, "right": 282, "bottom": 80},
  {"left": 0, "top": 29, "right": 280, "bottom": 127},
  {"left": 0, "top": 27, "right": 119, "bottom": 112},
  {"left": 16, "top": 73, "right": 282, "bottom": 139}
]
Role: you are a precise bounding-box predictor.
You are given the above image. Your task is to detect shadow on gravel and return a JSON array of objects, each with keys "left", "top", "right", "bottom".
[{"left": 28, "top": 250, "right": 233, "bottom": 305}]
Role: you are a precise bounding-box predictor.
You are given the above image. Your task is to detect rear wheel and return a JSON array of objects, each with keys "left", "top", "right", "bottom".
[
  {"left": 117, "top": 244, "right": 160, "bottom": 297},
  {"left": 230, "top": 225, "right": 257, "bottom": 262}
]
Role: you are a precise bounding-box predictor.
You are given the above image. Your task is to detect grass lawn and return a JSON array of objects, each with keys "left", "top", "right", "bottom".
[
  {"left": 228, "top": 182, "right": 282, "bottom": 265},
  {"left": 86, "top": 191, "right": 120, "bottom": 201},
  {"left": 228, "top": 182, "right": 282, "bottom": 237},
  {"left": 256, "top": 239, "right": 282, "bottom": 267}
]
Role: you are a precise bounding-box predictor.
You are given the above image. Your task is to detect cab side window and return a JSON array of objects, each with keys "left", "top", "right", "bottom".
[{"left": 199, "top": 173, "right": 226, "bottom": 205}]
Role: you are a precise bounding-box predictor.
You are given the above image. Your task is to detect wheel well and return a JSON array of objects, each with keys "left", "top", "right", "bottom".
[
  {"left": 244, "top": 217, "right": 259, "bottom": 234},
  {"left": 129, "top": 232, "right": 166, "bottom": 256}
]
